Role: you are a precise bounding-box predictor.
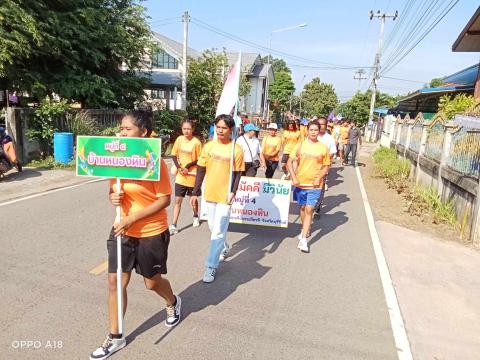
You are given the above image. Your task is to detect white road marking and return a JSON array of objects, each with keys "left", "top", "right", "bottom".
[
  {"left": 355, "top": 165, "right": 413, "bottom": 360},
  {"left": 0, "top": 178, "right": 106, "bottom": 207}
]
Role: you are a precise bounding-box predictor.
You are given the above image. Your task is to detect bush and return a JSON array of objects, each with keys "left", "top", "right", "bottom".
[
  {"left": 154, "top": 110, "right": 187, "bottom": 136},
  {"left": 63, "top": 111, "right": 100, "bottom": 136},
  {"left": 27, "top": 98, "right": 70, "bottom": 154},
  {"left": 99, "top": 125, "right": 120, "bottom": 136},
  {"left": 27, "top": 156, "right": 75, "bottom": 170}
]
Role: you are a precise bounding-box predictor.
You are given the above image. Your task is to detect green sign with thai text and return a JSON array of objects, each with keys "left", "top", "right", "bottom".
[{"left": 76, "top": 136, "right": 161, "bottom": 181}]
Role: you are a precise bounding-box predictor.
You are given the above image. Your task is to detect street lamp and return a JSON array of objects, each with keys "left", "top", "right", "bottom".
[{"left": 264, "top": 23, "right": 307, "bottom": 121}]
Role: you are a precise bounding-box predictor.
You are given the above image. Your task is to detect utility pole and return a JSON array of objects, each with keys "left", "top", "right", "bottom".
[
  {"left": 181, "top": 11, "right": 190, "bottom": 111},
  {"left": 354, "top": 69, "right": 367, "bottom": 91},
  {"left": 367, "top": 10, "right": 397, "bottom": 128}
]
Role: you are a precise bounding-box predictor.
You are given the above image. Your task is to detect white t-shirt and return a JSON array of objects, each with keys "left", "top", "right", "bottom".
[
  {"left": 318, "top": 133, "right": 337, "bottom": 155},
  {"left": 236, "top": 135, "right": 260, "bottom": 162}
]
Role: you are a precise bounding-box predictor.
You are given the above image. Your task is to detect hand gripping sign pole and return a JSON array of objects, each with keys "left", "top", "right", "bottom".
[{"left": 115, "top": 177, "right": 124, "bottom": 335}]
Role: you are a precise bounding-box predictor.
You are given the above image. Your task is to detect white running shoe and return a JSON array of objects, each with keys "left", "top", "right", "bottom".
[
  {"left": 165, "top": 295, "right": 182, "bottom": 327},
  {"left": 203, "top": 267, "right": 216, "bottom": 283},
  {"left": 298, "top": 238, "right": 309, "bottom": 253},
  {"left": 90, "top": 335, "right": 126, "bottom": 360},
  {"left": 169, "top": 224, "right": 178, "bottom": 235},
  {"left": 219, "top": 245, "right": 231, "bottom": 262},
  {"left": 192, "top": 217, "right": 200, "bottom": 227}
]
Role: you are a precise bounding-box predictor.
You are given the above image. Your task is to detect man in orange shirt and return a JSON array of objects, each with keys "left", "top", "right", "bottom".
[
  {"left": 339, "top": 119, "right": 350, "bottom": 162},
  {"left": 191, "top": 114, "right": 245, "bottom": 283},
  {"left": 287, "top": 120, "right": 330, "bottom": 253}
]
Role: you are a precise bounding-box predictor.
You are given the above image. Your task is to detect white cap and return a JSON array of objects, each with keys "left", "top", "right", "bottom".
[{"left": 267, "top": 123, "right": 278, "bottom": 130}]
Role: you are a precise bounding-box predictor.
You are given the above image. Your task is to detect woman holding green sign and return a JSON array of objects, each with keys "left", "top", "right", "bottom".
[{"left": 90, "top": 111, "right": 181, "bottom": 360}]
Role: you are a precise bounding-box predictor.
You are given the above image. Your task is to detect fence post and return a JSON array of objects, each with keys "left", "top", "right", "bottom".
[
  {"left": 405, "top": 122, "right": 413, "bottom": 151},
  {"left": 415, "top": 123, "right": 429, "bottom": 185},
  {"left": 388, "top": 117, "right": 396, "bottom": 145},
  {"left": 437, "top": 122, "right": 455, "bottom": 197}
]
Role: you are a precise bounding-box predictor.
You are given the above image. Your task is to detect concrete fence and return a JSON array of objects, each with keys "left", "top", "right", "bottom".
[{"left": 380, "top": 110, "right": 480, "bottom": 246}]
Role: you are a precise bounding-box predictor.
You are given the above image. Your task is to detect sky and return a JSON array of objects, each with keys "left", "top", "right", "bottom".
[{"left": 144, "top": 0, "right": 479, "bottom": 102}]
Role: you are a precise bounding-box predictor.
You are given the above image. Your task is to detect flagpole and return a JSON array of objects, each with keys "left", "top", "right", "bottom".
[{"left": 226, "top": 52, "right": 242, "bottom": 202}]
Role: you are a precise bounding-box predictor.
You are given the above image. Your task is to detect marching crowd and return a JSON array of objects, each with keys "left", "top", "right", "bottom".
[{"left": 90, "top": 110, "right": 362, "bottom": 360}]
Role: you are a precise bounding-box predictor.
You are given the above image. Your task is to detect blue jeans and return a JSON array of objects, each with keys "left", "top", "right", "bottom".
[{"left": 205, "top": 201, "right": 231, "bottom": 269}]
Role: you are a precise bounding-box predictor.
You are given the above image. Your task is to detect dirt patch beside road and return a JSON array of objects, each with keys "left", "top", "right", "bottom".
[{"left": 358, "top": 145, "right": 462, "bottom": 245}]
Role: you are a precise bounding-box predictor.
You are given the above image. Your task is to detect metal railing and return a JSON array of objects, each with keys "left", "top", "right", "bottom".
[
  {"left": 424, "top": 122, "right": 444, "bottom": 161},
  {"left": 409, "top": 122, "right": 423, "bottom": 153},
  {"left": 447, "top": 127, "right": 480, "bottom": 179}
]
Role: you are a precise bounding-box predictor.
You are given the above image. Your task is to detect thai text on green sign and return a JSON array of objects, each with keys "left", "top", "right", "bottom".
[{"left": 76, "top": 136, "right": 161, "bottom": 181}]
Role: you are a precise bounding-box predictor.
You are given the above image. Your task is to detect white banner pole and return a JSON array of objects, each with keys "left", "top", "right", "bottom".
[{"left": 115, "top": 177, "right": 124, "bottom": 335}]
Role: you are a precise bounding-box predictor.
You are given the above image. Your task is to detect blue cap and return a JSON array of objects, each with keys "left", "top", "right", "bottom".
[
  {"left": 0, "top": 127, "right": 5, "bottom": 134},
  {"left": 300, "top": 119, "right": 309, "bottom": 126},
  {"left": 244, "top": 123, "right": 259, "bottom": 132}
]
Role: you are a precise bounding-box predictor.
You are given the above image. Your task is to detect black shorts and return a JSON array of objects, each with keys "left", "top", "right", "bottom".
[
  {"left": 281, "top": 153, "right": 290, "bottom": 164},
  {"left": 175, "top": 183, "right": 193, "bottom": 197},
  {"left": 107, "top": 229, "right": 170, "bottom": 278}
]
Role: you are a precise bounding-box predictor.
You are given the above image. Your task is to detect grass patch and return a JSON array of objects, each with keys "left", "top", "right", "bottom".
[
  {"left": 372, "top": 147, "right": 410, "bottom": 193},
  {"left": 372, "top": 146, "right": 457, "bottom": 228},
  {"left": 27, "top": 156, "right": 75, "bottom": 170}
]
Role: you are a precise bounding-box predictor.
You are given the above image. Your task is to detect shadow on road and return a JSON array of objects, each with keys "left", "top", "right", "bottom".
[
  {"left": 126, "top": 224, "right": 274, "bottom": 346},
  {"left": 2, "top": 168, "right": 42, "bottom": 182}
]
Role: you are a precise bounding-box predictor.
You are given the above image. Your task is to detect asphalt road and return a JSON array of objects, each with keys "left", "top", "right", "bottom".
[{"left": 1, "top": 163, "right": 398, "bottom": 360}]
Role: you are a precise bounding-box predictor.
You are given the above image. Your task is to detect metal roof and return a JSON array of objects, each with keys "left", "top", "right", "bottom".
[
  {"left": 452, "top": 6, "right": 480, "bottom": 52},
  {"left": 151, "top": 32, "right": 201, "bottom": 61}
]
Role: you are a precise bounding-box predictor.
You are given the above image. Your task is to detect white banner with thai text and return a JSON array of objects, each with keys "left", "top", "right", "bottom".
[{"left": 230, "top": 177, "right": 291, "bottom": 228}]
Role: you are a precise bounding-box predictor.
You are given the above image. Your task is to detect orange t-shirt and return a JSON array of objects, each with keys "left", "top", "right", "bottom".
[
  {"left": 340, "top": 126, "right": 350, "bottom": 144},
  {"left": 290, "top": 140, "right": 331, "bottom": 189},
  {"left": 171, "top": 135, "right": 202, "bottom": 187},
  {"left": 282, "top": 130, "right": 301, "bottom": 154},
  {"left": 300, "top": 125, "right": 308, "bottom": 139},
  {"left": 197, "top": 140, "right": 245, "bottom": 204},
  {"left": 261, "top": 135, "right": 282, "bottom": 161},
  {"left": 110, "top": 159, "right": 171, "bottom": 238}
]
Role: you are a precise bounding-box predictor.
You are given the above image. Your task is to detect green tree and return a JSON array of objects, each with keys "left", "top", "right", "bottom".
[
  {"left": 261, "top": 56, "right": 290, "bottom": 73},
  {"left": 269, "top": 71, "right": 295, "bottom": 117},
  {"left": 429, "top": 78, "right": 445, "bottom": 88},
  {"left": 0, "top": 0, "right": 153, "bottom": 108},
  {"left": 336, "top": 90, "right": 398, "bottom": 125},
  {"left": 301, "top": 77, "right": 338, "bottom": 117},
  {"left": 187, "top": 50, "right": 226, "bottom": 133}
]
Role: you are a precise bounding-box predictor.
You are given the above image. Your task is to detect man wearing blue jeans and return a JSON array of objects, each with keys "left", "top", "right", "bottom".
[{"left": 191, "top": 115, "right": 244, "bottom": 283}]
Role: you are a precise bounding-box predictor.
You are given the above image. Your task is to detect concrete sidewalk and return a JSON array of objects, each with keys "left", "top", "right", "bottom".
[
  {"left": 0, "top": 168, "right": 89, "bottom": 203},
  {"left": 376, "top": 221, "right": 480, "bottom": 360},
  {"left": 359, "top": 141, "right": 480, "bottom": 360}
]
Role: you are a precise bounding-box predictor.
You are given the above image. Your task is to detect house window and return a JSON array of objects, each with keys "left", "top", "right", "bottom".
[
  {"left": 151, "top": 89, "right": 176, "bottom": 99},
  {"left": 152, "top": 50, "right": 178, "bottom": 69}
]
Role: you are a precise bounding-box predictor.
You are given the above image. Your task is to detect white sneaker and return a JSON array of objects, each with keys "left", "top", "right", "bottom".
[
  {"left": 219, "top": 245, "right": 231, "bottom": 262},
  {"left": 298, "top": 238, "right": 309, "bottom": 253},
  {"left": 90, "top": 335, "right": 126, "bottom": 360},
  {"left": 324, "top": 183, "right": 329, "bottom": 191},
  {"left": 203, "top": 267, "right": 216, "bottom": 283},
  {"left": 169, "top": 224, "right": 178, "bottom": 235},
  {"left": 192, "top": 217, "right": 200, "bottom": 227},
  {"left": 165, "top": 295, "right": 182, "bottom": 327}
]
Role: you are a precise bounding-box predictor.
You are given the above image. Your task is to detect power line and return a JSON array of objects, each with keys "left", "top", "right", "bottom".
[
  {"left": 381, "top": 0, "right": 459, "bottom": 74},
  {"left": 380, "top": 75, "right": 426, "bottom": 83},
  {"left": 189, "top": 16, "right": 370, "bottom": 70}
]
